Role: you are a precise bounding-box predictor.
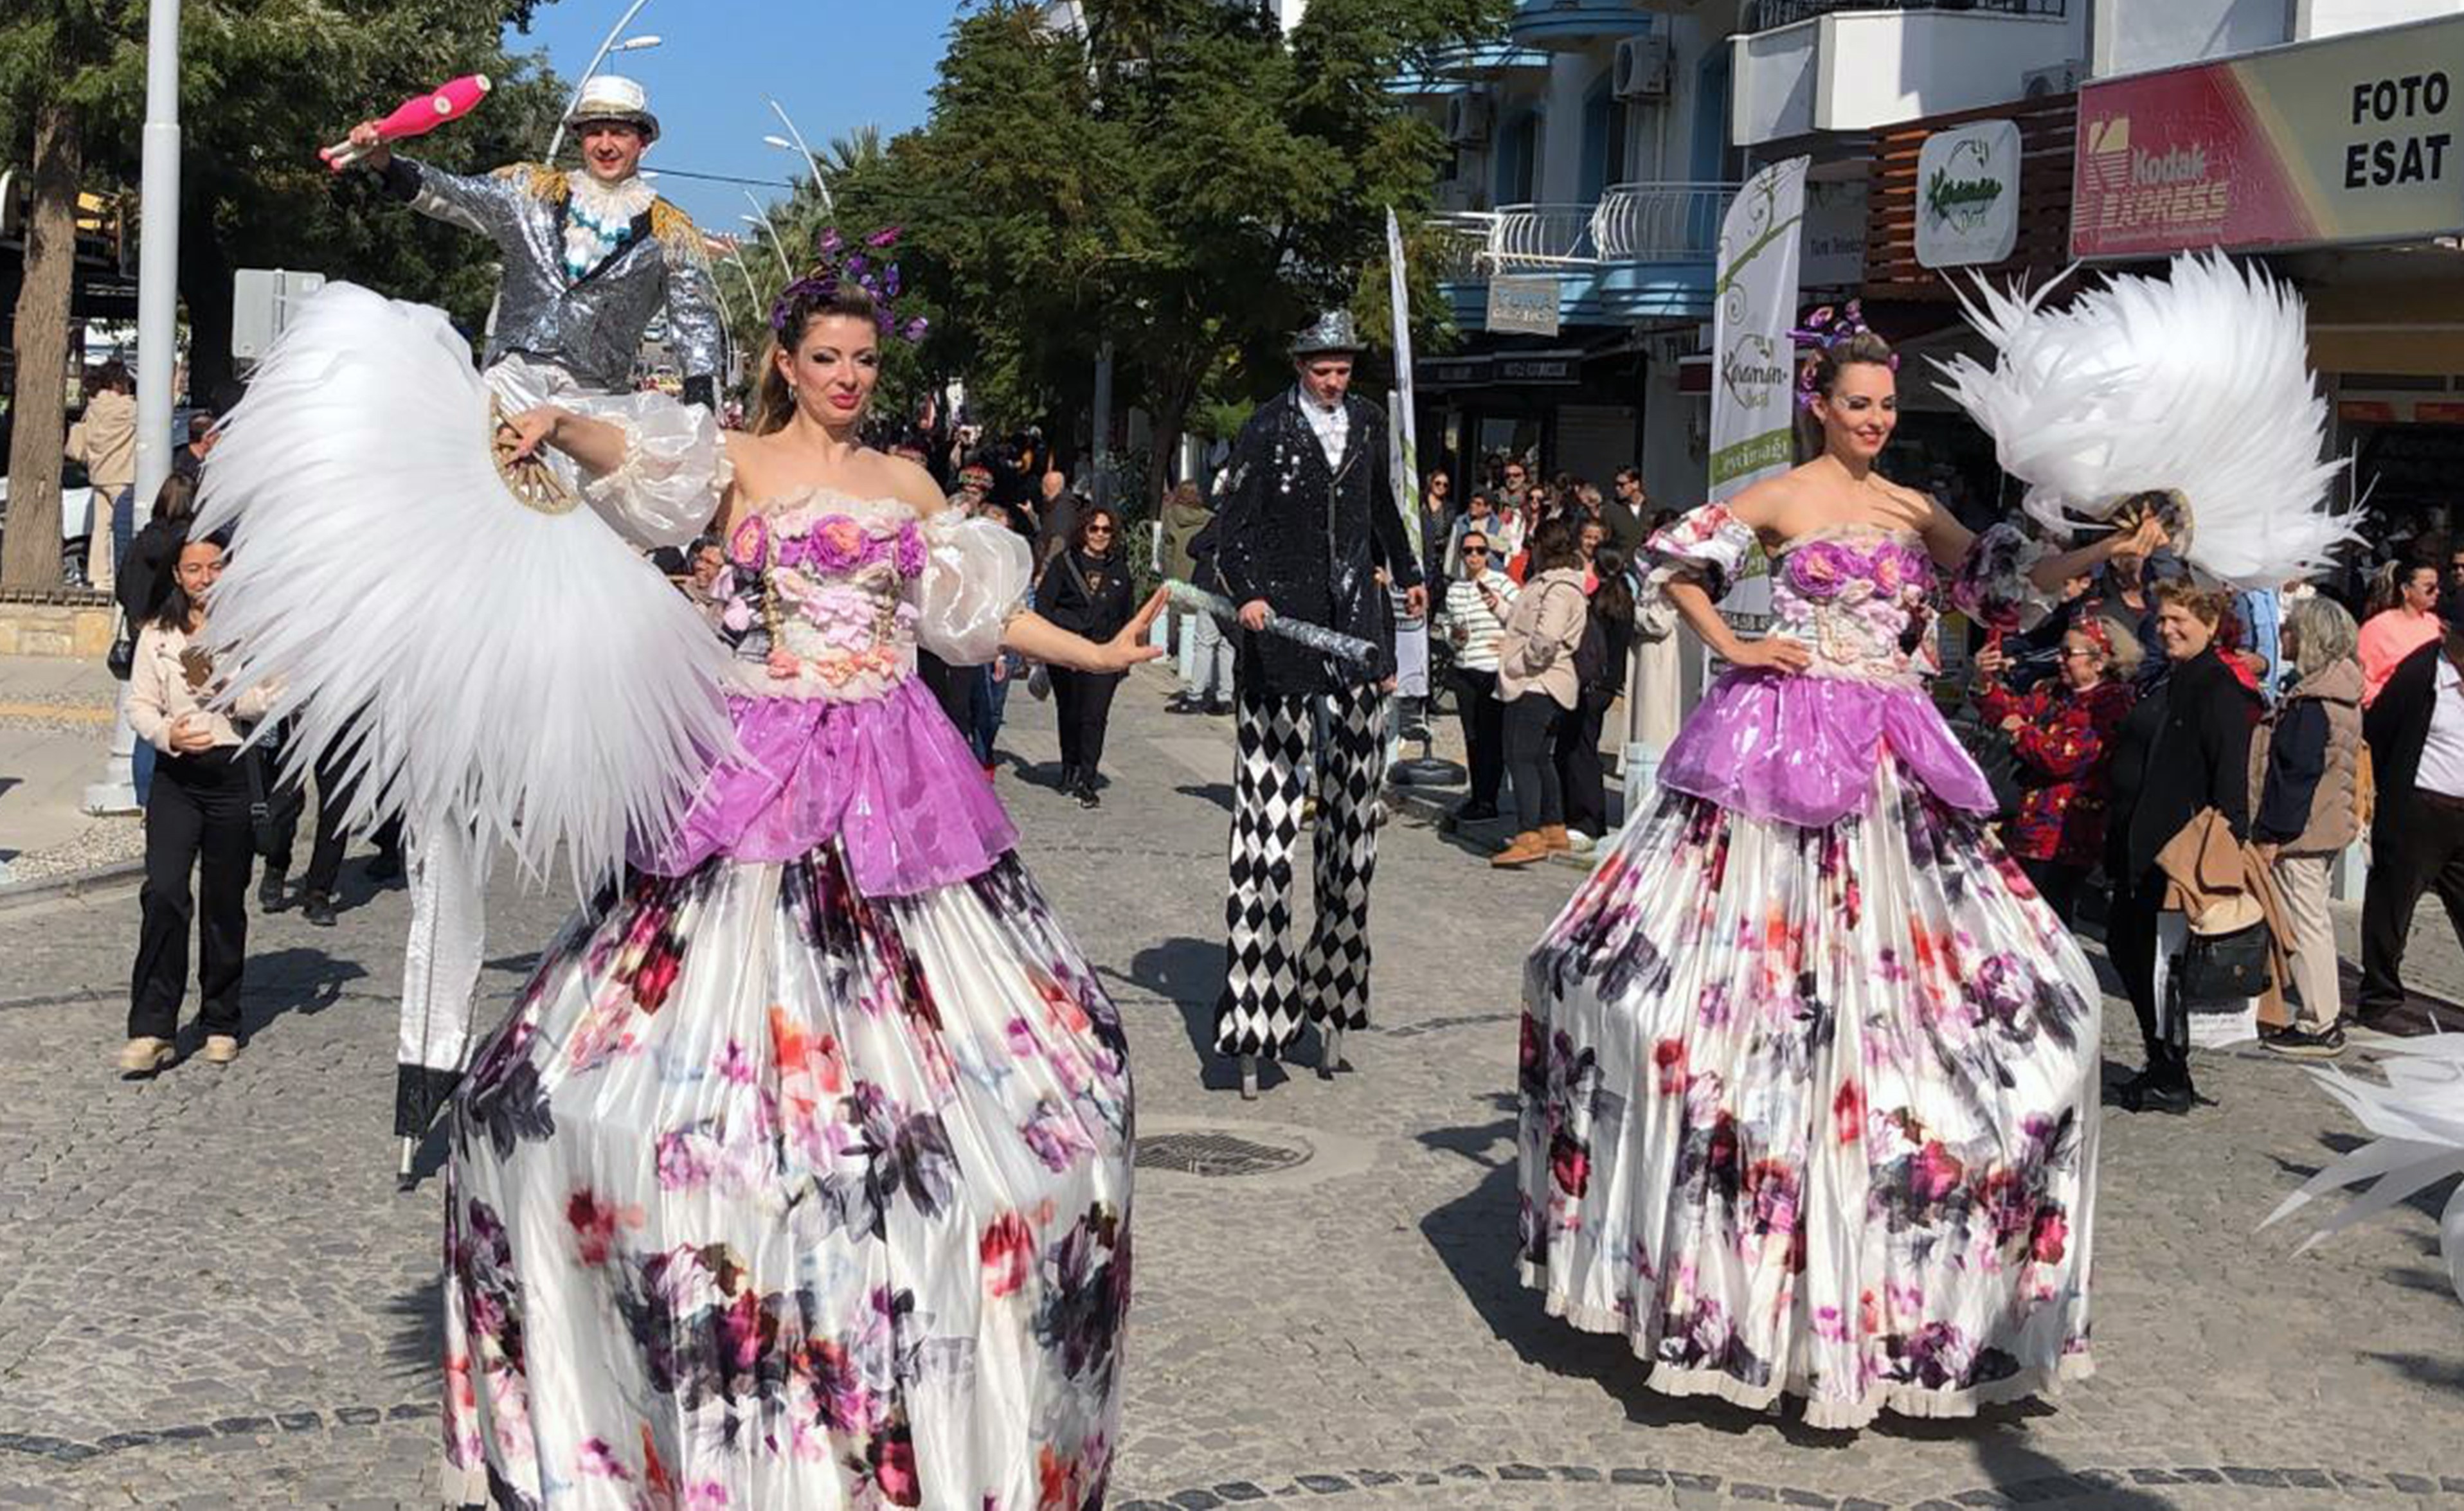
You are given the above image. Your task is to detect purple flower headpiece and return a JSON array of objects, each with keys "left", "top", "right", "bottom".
[
  {"left": 769, "top": 225, "right": 930, "bottom": 344},
  {"left": 1790, "top": 300, "right": 1896, "bottom": 411}
]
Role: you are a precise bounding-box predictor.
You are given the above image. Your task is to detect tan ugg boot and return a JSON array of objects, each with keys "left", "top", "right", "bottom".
[
  {"left": 118, "top": 1037, "right": 173, "bottom": 1078},
  {"left": 1491, "top": 832, "right": 1549, "bottom": 868},
  {"left": 1540, "top": 824, "right": 1572, "bottom": 854}
]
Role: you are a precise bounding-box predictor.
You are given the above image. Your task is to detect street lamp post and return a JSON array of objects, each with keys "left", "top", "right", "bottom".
[
  {"left": 542, "top": 0, "right": 663, "bottom": 163},
  {"left": 739, "top": 198, "right": 794, "bottom": 274},
  {"left": 87, "top": 0, "right": 184, "bottom": 816},
  {"left": 725, "top": 251, "right": 762, "bottom": 306},
  {"left": 763, "top": 97, "right": 835, "bottom": 217}
]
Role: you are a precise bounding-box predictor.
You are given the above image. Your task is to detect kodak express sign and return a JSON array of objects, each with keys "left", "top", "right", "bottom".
[{"left": 2073, "top": 15, "right": 2464, "bottom": 258}]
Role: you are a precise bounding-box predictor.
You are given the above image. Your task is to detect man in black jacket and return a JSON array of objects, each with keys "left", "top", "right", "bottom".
[
  {"left": 1211, "top": 310, "right": 1425, "bottom": 1096},
  {"left": 2359, "top": 591, "right": 2464, "bottom": 1023}
]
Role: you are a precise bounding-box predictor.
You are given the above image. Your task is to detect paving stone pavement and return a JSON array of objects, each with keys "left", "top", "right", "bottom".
[{"left": 4, "top": 668, "right": 2463, "bottom": 1508}]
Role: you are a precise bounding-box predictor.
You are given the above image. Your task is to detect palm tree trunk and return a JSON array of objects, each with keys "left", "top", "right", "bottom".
[{"left": 1, "top": 104, "right": 81, "bottom": 593}]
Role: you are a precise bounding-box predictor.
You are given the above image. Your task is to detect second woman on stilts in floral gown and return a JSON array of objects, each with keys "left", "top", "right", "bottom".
[{"left": 1517, "top": 321, "right": 2167, "bottom": 1429}]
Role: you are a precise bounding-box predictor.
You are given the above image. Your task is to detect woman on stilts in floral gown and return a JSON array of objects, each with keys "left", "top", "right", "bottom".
[
  {"left": 382, "top": 260, "right": 1155, "bottom": 1501},
  {"left": 1517, "top": 322, "right": 2167, "bottom": 1429}
]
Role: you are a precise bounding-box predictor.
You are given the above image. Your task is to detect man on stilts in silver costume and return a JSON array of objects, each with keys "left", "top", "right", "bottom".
[{"left": 339, "top": 74, "right": 725, "bottom": 1182}]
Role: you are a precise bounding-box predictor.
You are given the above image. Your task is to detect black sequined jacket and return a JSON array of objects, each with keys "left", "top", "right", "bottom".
[{"left": 1215, "top": 388, "right": 1423, "bottom": 697}]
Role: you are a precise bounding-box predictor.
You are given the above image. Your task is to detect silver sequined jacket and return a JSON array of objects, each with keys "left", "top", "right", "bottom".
[{"left": 381, "top": 157, "right": 724, "bottom": 407}]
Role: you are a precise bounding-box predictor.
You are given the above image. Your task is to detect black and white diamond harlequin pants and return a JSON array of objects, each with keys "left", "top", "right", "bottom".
[{"left": 1214, "top": 680, "right": 1390, "bottom": 1058}]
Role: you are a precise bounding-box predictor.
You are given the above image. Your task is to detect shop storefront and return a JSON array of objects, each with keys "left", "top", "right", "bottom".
[
  {"left": 2071, "top": 14, "right": 2464, "bottom": 556},
  {"left": 1417, "top": 337, "right": 1651, "bottom": 494},
  {"left": 1855, "top": 92, "right": 2083, "bottom": 521}
]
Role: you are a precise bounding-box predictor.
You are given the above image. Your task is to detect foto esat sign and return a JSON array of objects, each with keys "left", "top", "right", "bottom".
[{"left": 2346, "top": 71, "right": 2453, "bottom": 189}]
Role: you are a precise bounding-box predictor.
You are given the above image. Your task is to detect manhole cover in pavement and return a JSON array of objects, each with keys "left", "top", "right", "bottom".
[{"left": 1135, "top": 1129, "right": 1311, "bottom": 1177}]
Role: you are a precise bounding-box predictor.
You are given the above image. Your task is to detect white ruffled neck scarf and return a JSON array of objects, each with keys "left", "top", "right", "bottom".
[{"left": 562, "top": 172, "right": 655, "bottom": 282}]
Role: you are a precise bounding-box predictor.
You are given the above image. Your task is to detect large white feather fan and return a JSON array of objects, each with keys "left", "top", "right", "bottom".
[
  {"left": 2265, "top": 1032, "right": 2464, "bottom": 1308},
  {"left": 193, "top": 283, "right": 735, "bottom": 892},
  {"left": 1936, "top": 251, "right": 2355, "bottom": 588}
]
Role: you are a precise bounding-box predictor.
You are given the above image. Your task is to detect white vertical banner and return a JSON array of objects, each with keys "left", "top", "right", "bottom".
[
  {"left": 1709, "top": 156, "right": 1810, "bottom": 503},
  {"left": 1385, "top": 208, "right": 1423, "bottom": 564},
  {"left": 1629, "top": 155, "right": 1809, "bottom": 821}
]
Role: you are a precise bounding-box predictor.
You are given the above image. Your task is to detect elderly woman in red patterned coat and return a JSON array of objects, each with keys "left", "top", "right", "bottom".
[{"left": 1973, "top": 614, "right": 2143, "bottom": 923}]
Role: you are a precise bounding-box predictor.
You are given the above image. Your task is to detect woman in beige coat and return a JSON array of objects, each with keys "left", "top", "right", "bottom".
[
  {"left": 1492, "top": 518, "right": 1590, "bottom": 867},
  {"left": 2251, "top": 594, "right": 2365, "bottom": 1058}
]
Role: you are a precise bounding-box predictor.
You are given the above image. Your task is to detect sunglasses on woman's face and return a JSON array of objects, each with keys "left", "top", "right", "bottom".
[
  {"left": 1085, "top": 525, "right": 1114, "bottom": 535},
  {"left": 1461, "top": 546, "right": 1489, "bottom": 556}
]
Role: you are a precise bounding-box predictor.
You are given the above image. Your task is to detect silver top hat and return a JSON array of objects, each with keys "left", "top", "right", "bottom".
[
  {"left": 1290, "top": 308, "right": 1364, "bottom": 358},
  {"left": 564, "top": 75, "right": 660, "bottom": 143}
]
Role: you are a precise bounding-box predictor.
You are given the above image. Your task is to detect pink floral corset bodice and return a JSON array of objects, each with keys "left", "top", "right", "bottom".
[
  {"left": 1768, "top": 526, "right": 1943, "bottom": 687},
  {"left": 713, "top": 494, "right": 929, "bottom": 702}
]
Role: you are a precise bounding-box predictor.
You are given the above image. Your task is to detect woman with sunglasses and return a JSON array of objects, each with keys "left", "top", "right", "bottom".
[
  {"left": 1036, "top": 504, "right": 1138, "bottom": 806},
  {"left": 1971, "top": 615, "right": 2143, "bottom": 922},
  {"left": 1443, "top": 529, "right": 1517, "bottom": 821}
]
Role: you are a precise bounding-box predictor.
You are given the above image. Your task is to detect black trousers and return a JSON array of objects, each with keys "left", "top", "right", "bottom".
[
  {"left": 2020, "top": 855, "right": 2089, "bottom": 926},
  {"left": 1452, "top": 666, "right": 1504, "bottom": 809},
  {"left": 301, "top": 743, "right": 402, "bottom": 899},
  {"left": 1502, "top": 693, "right": 1566, "bottom": 834},
  {"left": 1553, "top": 693, "right": 1610, "bottom": 837},
  {"left": 1050, "top": 668, "right": 1122, "bottom": 780},
  {"left": 130, "top": 749, "right": 253, "bottom": 1042},
  {"left": 2360, "top": 791, "right": 2464, "bottom": 1016},
  {"left": 251, "top": 734, "right": 307, "bottom": 879},
  {"left": 2104, "top": 859, "right": 2166, "bottom": 1058},
  {"left": 916, "top": 649, "right": 976, "bottom": 734}
]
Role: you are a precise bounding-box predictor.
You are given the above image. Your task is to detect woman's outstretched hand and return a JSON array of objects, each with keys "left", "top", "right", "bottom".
[{"left": 1100, "top": 589, "right": 1171, "bottom": 672}]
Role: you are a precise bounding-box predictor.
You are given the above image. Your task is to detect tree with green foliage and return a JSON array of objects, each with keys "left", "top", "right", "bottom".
[
  {"left": 825, "top": 0, "right": 1507, "bottom": 504},
  {"left": 1, "top": 0, "right": 563, "bottom": 590}
]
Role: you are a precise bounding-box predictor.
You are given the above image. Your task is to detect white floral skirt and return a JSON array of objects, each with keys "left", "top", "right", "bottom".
[
  {"left": 1517, "top": 761, "right": 2098, "bottom": 1429},
  {"left": 442, "top": 845, "right": 1132, "bottom": 1508}
]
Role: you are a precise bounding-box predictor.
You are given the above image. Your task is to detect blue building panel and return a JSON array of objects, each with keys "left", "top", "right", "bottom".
[
  {"left": 1509, "top": 0, "right": 1653, "bottom": 48},
  {"left": 1442, "top": 261, "right": 1717, "bottom": 330}
]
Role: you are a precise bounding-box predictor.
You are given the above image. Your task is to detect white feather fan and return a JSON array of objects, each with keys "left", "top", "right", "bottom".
[
  {"left": 192, "top": 283, "right": 735, "bottom": 891},
  {"left": 1936, "top": 251, "right": 2355, "bottom": 588},
  {"left": 2265, "top": 1031, "right": 2464, "bottom": 1307}
]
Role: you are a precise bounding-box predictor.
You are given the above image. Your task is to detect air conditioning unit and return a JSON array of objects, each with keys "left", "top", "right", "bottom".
[
  {"left": 2021, "top": 60, "right": 2084, "bottom": 100},
  {"left": 1614, "top": 36, "right": 1673, "bottom": 101},
  {"left": 1435, "top": 181, "right": 1482, "bottom": 213},
  {"left": 1446, "top": 91, "right": 1492, "bottom": 146}
]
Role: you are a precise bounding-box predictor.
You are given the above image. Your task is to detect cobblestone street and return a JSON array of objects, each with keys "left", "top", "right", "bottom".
[{"left": 4, "top": 670, "right": 2463, "bottom": 1508}]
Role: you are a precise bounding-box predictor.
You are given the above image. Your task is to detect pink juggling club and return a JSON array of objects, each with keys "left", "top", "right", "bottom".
[{"left": 321, "top": 75, "right": 493, "bottom": 172}]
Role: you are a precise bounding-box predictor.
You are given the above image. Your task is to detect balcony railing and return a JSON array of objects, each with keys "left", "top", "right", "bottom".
[
  {"left": 1426, "top": 212, "right": 1497, "bottom": 278},
  {"left": 1743, "top": 0, "right": 2063, "bottom": 31},
  {"left": 1430, "top": 183, "right": 1737, "bottom": 275}
]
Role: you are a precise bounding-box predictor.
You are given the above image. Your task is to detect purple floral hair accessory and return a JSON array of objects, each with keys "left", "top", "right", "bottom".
[
  {"left": 767, "top": 225, "right": 928, "bottom": 345},
  {"left": 1789, "top": 298, "right": 1898, "bottom": 412}
]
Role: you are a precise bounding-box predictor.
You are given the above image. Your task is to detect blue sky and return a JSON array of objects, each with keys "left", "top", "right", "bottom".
[{"left": 503, "top": 1, "right": 962, "bottom": 235}]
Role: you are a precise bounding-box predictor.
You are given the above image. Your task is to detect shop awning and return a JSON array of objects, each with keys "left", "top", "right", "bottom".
[{"left": 2303, "top": 278, "right": 2464, "bottom": 377}]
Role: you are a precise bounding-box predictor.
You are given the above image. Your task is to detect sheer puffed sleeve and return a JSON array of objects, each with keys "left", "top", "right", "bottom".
[
  {"left": 1635, "top": 502, "right": 1758, "bottom": 639},
  {"left": 567, "top": 391, "right": 730, "bottom": 551},
  {"left": 917, "top": 510, "right": 1032, "bottom": 665},
  {"left": 1949, "top": 521, "right": 2054, "bottom": 634}
]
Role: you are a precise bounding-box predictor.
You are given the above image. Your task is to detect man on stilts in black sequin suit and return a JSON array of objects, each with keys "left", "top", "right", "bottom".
[{"left": 1212, "top": 310, "right": 1425, "bottom": 1099}]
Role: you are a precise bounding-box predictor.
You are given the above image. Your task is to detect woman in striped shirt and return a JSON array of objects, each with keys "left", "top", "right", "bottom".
[{"left": 1444, "top": 530, "right": 1518, "bottom": 822}]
